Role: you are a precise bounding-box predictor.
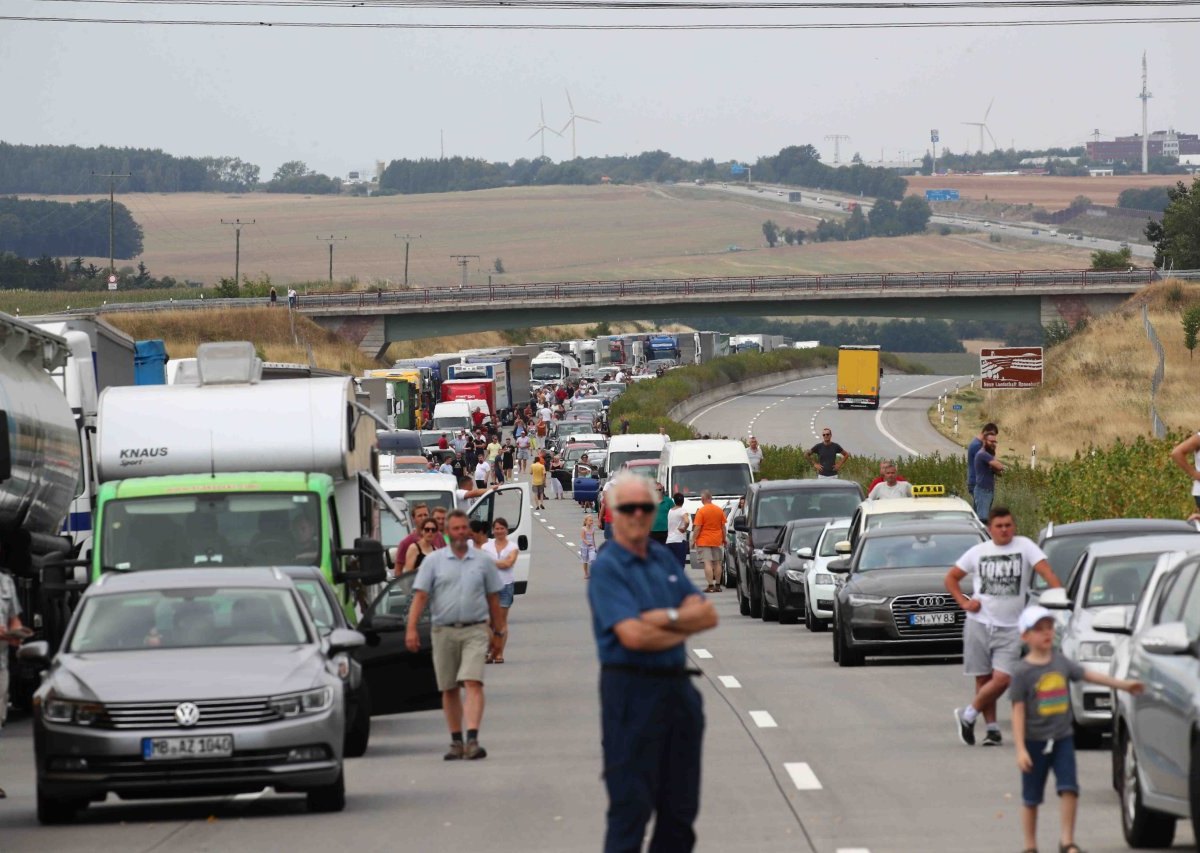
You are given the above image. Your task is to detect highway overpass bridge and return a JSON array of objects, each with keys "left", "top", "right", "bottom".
[{"left": 299, "top": 268, "right": 1153, "bottom": 357}]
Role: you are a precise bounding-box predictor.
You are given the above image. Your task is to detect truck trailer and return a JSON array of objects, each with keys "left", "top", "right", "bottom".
[{"left": 836, "top": 344, "right": 882, "bottom": 409}]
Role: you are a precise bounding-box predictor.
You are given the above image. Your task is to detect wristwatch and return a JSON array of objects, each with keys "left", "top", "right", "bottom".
[{"left": 666, "top": 607, "right": 679, "bottom": 625}]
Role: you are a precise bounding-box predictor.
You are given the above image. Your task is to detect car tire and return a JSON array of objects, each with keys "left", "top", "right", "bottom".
[
  {"left": 749, "top": 578, "right": 763, "bottom": 619},
  {"left": 738, "top": 580, "right": 751, "bottom": 616},
  {"left": 36, "top": 788, "right": 84, "bottom": 825},
  {"left": 1120, "top": 732, "right": 1176, "bottom": 848},
  {"left": 1189, "top": 732, "right": 1200, "bottom": 848},
  {"left": 806, "top": 600, "right": 827, "bottom": 632},
  {"left": 344, "top": 682, "right": 372, "bottom": 759},
  {"left": 836, "top": 620, "right": 864, "bottom": 667},
  {"left": 1072, "top": 719, "right": 1103, "bottom": 750},
  {"left": 307, "top": 769, "right": 347, "bottom": 814}
]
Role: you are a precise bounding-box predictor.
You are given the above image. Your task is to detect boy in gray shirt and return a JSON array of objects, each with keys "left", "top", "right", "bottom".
[{"left": 1010, "top": 605, "right": 1143, "bottom": 853}]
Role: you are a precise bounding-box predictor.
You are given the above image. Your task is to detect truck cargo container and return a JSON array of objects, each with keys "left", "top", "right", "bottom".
[{"left": 836, "top": 344, "right": 882, "bottom": 409}]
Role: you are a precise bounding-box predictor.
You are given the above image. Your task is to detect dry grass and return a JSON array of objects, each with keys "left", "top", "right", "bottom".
[
  {"left": 906, "top": 174, "right": 1184, "bottom": 209},
  {"left": 967, "top": 279, "right": 1200, "bottom": 460}
]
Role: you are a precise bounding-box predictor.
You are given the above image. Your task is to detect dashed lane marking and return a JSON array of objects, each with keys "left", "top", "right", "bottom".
[
  {"left": 749, "top": 710, "right": 778, "bottom": 728},
  {"left": 693, "top": 648, "right": 713, "bottom": 659},
  {"left": 547, "top": 526, "right": 555, "bottom": 530},
  {"left": 556, "top": 533, "right": 564, "bottom": 538},
  {"left": 717, "top": 675, "right": 742, "bottom": 689},
  {"left": 836, "top": 849, "right": 871, "bottom": 853},
  {"left": 566, "top": 542, "right": 576, "bottom": 547},
  {"left": 784, "top": 762, "right": 823, "bottom": 791}
]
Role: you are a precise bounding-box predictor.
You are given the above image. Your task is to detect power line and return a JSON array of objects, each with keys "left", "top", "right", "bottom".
[
  {"left": 220, "top": 218, "right": 255, "bottom": 285},
  {"left": 318, "top": 234, "right": 347, "bottom": 285}
]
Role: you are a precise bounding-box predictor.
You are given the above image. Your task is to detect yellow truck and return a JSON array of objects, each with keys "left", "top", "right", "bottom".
[{"left": 836, "top": 345, "right": 882, "bottom": 409}]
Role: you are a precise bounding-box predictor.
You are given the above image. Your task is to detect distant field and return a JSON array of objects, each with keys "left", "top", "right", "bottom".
[
  {"left": 906, "top": 174, "right": 1183, "bottom": 209},
  {"left": 23, "top": 185, "right": 1094, "bottom": 289}
]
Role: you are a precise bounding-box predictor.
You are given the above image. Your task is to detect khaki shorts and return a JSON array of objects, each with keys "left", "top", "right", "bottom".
[
  {"left": 962, "top": 619, "right": 1022, "bottom": 677},
  {"left": 694, "top": 546, "right": 723, "bottom": 564},
  {"left": 431, "top": 623, "right": 490, "bottom": 691}
]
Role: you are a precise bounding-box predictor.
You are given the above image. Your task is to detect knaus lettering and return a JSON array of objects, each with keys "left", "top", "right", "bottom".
[{"left": 119, "top": 447, "right": 169, "bottom": 467}]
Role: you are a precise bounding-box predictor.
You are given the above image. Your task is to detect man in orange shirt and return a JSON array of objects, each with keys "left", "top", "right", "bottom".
[{"left": 691, "top": 490, "right": 727, "bottom": 593}]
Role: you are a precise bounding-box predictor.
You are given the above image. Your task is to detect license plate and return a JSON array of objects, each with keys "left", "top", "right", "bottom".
[
  {"left": 142, "top": 735, "right": 234, "bottom": 761},
  {"left": 909, "top": 612, "right": 956, "bottom": 626}
]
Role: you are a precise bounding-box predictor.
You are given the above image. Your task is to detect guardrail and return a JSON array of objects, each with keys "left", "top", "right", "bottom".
[{"left": 66, "top": 267, "right": 1178, "bottom": 317}]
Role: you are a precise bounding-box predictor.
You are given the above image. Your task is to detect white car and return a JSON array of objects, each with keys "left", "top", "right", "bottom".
[
  {"left": 842, "top": 491, "right": 981, "bottom": 554},
  {"left": 799, "top": 520, "right": 850, "bottom": 631},
  {"left": 1040, "top": 534, "right": 1200, "bottom": 746}
]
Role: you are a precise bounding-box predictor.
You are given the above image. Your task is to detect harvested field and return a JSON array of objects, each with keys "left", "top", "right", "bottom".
[{"left": 906, "top": 174, "right": 1184, "bottom": 209}]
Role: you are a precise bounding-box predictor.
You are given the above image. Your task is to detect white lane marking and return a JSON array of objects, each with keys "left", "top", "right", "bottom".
[
  {"left": 566, "top": 541, "right": 576, "bottom": 547},
  {"left": 683, "top": 375, "right": 830, "bottom": 428},
  {"left": 873, "top": 374, "right": 971, "bottom": 456},
  {"left": 749, "top": 710, "right": 778, "bottom": 728},
  {"left": 836, "top": 849, "right": 871, "bottom": 853},
  {"left": 693, "top": 648, "right": 713, "bottom": 659},
  {"left": 556, "top": 533, "right": 564, "bottom": 538},
  {"left": 717, "top": 675, "right": 742, "bottom": 688},
  {"left": 547, "top": 526, "right": 556, "bottom": 530},
  {"left": 784, "top": 762, "right": 823, "bottom": 790}
]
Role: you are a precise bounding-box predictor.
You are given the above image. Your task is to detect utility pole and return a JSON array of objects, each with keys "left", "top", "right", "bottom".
[
  {"left": 824, "top": 134, "right": 851, "bottom": 166},
  {"left": 394, "top": 233, "right": 421, "bottom": 287},
  {"left": 931, "top": 129, "right": 939, "bottom": 176},
  {"left": 1139, "top": 51, "right": 1153, "bottom": 174},
  {"left": 318, "top": 235, "right": 348, "bottom": 284},
  {"left": 220, "top": 218, "right": 255, "bottom": 286},
  {"left": 450, "top": 254, "right": 480, "bottom": 290},
  {"left": 92, "top": 171, "right": 130, "bottom": 289}
]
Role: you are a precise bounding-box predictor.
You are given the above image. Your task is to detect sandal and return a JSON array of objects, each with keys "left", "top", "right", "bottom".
[
  {"left": 493, "top": 657, "right": 505, "bottom": 664},
  {"left": 1059, "top": 845, "right": 1084, "bottom": 853}
]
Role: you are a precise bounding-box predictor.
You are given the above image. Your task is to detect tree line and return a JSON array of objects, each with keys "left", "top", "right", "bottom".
[
  {"left": 0, "top": 254, "right": 179, "bottom": 291},
  {"left": 749, "top": 145, "right": 908, "bottom": 201},
  {"left": 761, "top": 197, "right": 932, "bottom": 247},
  {"left": 686, "top": 314, "right": 1045, "bottom": 350},
  {"left": 0, "top": 197, "right": 142, "bottom": 259}
]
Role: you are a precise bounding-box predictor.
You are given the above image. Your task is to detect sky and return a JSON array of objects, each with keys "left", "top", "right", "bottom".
[{"left": 2, "top": 1, "right": 1196, "bottom": 178}]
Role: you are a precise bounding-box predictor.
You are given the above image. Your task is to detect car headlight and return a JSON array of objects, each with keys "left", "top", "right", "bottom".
[
  {"left": 271, "top": 686, "right": 335, "bottom": 717},
  {"left": 1077, "top": 640, "right": 1115, "bottom": 662},
  {"left": 41, "top": 696, "right": 107, "bottom": 727},
  {"left": 813, "top": 573, "right": 835, "bottom": 586},
  {"left": 847, "top": 594, "right": 888, "bottom": 606},
  {"left": 785, "top": 570, "right": 805, "bottom": 582}
]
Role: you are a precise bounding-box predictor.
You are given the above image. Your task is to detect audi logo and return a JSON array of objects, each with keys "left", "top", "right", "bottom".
[
  {"left": 916, "top": 595, "right": 948, "bottom": 608},
  {"left": 174, "top": 702, "right": 201, "bottom": 727}
]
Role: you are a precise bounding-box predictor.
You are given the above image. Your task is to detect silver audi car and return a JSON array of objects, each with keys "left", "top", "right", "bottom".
[{"left": 19, "top": 568, "right": 362, "bottom": 824}]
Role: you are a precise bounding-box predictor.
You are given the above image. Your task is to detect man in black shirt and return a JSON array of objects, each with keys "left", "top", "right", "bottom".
[{"left": 808, "top": 428, "right": 850, "bottom": 478}]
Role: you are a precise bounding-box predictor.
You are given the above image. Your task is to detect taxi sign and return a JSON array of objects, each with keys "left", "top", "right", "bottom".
[{"left": 912, "top": 484, "right": 946, "bottom": 497}]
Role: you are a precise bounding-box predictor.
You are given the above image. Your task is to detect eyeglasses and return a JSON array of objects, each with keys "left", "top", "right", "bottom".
[
  {"left": 822, "top": 432, "right": 831, "bottom": 437},
  {"left": 615, "top": 502, "right": 657, "bottom": 515},
  {"left": 422, "top": 526, "right": 438, "bottom": 533}
]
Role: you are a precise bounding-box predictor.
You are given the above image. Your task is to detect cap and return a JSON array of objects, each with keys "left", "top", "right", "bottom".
[{"left": 1018, "top": 604, "right": 1056, "bottom": 634}]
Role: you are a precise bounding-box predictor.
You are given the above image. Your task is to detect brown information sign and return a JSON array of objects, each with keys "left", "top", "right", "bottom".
[{"left": 980, "top": 347, "right": 1043, "bottom": 389}]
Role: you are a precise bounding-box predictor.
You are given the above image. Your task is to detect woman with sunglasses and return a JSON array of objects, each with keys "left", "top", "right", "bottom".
[{"left": 403, "top": 520, "right": 441, "bottom": 573}]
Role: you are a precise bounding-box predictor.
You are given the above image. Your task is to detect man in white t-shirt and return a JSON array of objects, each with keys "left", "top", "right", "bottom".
[
  {"left": 745, "top": 436, "right": 763, "bottom": 474},
  {"left": 867, "top": 463, "right": 913, "bottom": 500},
  {"left": 944, "top": 507, "right": 1060, "bottom": 746},
  {"left": 473, "top": 459, "right": 491, "bottom": 488},
  {"left": 537, "top": 404, "right": 553, "bottom": 424}
]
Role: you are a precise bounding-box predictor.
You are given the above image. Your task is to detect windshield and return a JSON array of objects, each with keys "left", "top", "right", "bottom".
[
  {"left": 434, "top": 416, "right": 470, "bottom": 429},
  {"left": 101, "top": 492, "right": 322, "bottom": 571},
  {"left": 599, "top": 383, "right": 626, "bottom": 394},
  {"left": 759, "top": 489, "right": 861, "bottom": 522},
  {"left": 292, "top": 578, "right": 337, "bottom": 633},
  {"left": 572, "top": 400, "right": 603, "bottom": 411},
  {"left": 610, "top": 450, "right": 661, "bottom": 472},
  {"left": 532, "top": 364, "right": 563, "bottom": 380},
  {"left": 869, "top": 510, "right": 977, "bottom": 530},
  {"left": 670, "top": 463, "right": 752, "bottom": 498},
  {"left": 68, "top": 587, "right": 310, "bottom": 652},
  {"left": 1084, "top": 554, "right": 1159, "bottom": 608},
  {"left": 580, "top": 350, "right": 597, "bottom": 366},
  {"left": 857, "top": 533, "right": 982, "bottom": 572},
  {"left": 788, "top": 525, "right": 825, "bottom": 553},
  {"left": 1035, "top": 532, "right": 1178, "bottom": 587},
  {"left": 555, "top": 423, "right": 593, "bottom": 439},
  {"left": 819, "top": 525, "right": 851, "bottom": 556}
]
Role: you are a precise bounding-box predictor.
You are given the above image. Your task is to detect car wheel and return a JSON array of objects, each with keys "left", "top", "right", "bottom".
[
  {"left": 836, "top": 619, "right": 864, "bottom": 667},
  {"left": 806, "top": 600, "right": 828, "bottom": 632},
  {"left": 760, "top": 581, "right": 777, "bottom": 622},
  {"left": 1072, "top": 718, "right": 1103, "bottom": 750},
  {"left": 831, "top": 611, "right": 841, "bottom": 662},
  {"left": 307, "top": 769, "right": 347, "bottom": 814},
  {"left": 344, "top": 682, "right": 372, "bottom": 758},
  {"left": 1189, "top": 732, "right": 1200, "bottom": 847},
  {"left": 749, "top": 578, "right": 763, "bottom": 619},
  {"left": 1121, "top": 732, "right": 1176, "bottom": 848},
  {"left": 1112, "top": 721, "right": 1125, "bottom": 793},
  {"left": 737, "top": 580, "right": 751, "bottom": 616},
  {"left": 36, "top": 787, "right": 84, "bottom": 825}
]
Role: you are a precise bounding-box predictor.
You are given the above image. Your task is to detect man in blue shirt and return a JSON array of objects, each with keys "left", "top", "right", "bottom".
[
  {"left": 587, "top": 471, "right": 719, "bottom": 853},
  {"left": 972, "top": 431, "right": 1005, "bottom": 522},
  {"left": 966, "top": 422, "right": 998, "bottom": 498}
]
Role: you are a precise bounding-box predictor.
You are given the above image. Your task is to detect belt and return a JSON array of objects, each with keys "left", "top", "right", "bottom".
[
  {"left": 601, "top": 664, "right": 702, "bottom": 678},
  {"left": 439, "top": 620, "right": 487, "bottom": 628}
]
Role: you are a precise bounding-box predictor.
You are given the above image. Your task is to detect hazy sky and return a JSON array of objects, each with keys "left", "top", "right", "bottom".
[{"left": 3, "top": 1, "right": 1196, "bottom": 178}]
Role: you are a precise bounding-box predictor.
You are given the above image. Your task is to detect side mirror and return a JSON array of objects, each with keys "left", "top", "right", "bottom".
[
  {"left": 1039, "top": 587, "right": 1072, "bottom": 610},
  {"left": 733, "top": 517, "right": 749, "bottom": 533},
  {"left": 834, "top": 540, "right": 851, "bottom": 555},
  {"left": 327, "top": 628, "right": 366, "bottom": 655},
  {"left": 763, "top": 545, "right": 779, "bottom": 556},
  {"left": 1140, "top": 621, "right": 1193, "bottom": 656},
  {"left": 335, "top": 538, "right": 388, "bottom": 585},
  {"left": 797, "top": 546, "right": 814, "bottom": 559},
  {"left": 17, "top": 640, "right": 50, "bottom": 665},
  {"left": 1092, "top": 606, "right": 1132, "bottom": 635},
  {"left": 827, "top": 558, "right": 851, "bottom": 574}
]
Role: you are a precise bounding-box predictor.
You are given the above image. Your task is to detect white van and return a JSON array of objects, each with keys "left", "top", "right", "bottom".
[
  {"left": 431, "top": 399, "right": 490, "bottom": 431},
  {"left": 657, "top": 439, "right": 754, "bottom": 518},
  {"left": 608, "top": 434, "right": 669, "bottom": 475}
]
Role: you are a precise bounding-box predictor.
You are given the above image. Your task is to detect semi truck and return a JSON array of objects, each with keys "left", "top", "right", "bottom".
[
  {"left": 92, "top": 341, "right": 403, "bottom": 617},
  {"left": 692, "top": 331, "right": 731, "bottom": 365},
  {"left": 730, "top": 334, "right": 786, "bottom": 354},
  {"left": 440, "top": 378, "right": 498, "bottom": 420},
  {"left": 360, "top": 373, "right": 419, "bottom": 430},
  {"left": 570, "top": 339, "right": 600, "bottom": 380},
  {"left": 530, "top": 349, "right": 581, "bottom": 391},
  {"left": 836, "top": 344, "right": 882, "bottom": 409},
  {"left": 647, "top": 334, "right": 681, "bottom": 364},
  {"left": 447, "top": 361, "right": 511, "bottom": 420}
]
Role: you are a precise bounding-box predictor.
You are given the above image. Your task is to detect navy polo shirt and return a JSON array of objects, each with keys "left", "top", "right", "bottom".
[{"left": 587, "top": 539, "right": 700, "bottom": 668}]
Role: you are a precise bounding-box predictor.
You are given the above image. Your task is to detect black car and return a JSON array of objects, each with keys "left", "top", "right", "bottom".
[
  {"left": 377, "top": 429, "right": 425, "bottom": 455},
  {"left": 830, "top": 522, "right": 984, "bottom": 667},
  {"left": 1036, "top": 518, "right": 1200, "bottom": 586},
  {"left": 759, "top": 518, "right": 836, "bottom": 625},
  {"left": 354, "top": 572, "right": 442, "bottom": 715},
  {"left": 733, "top": 479, "right": 863, "bottom": 619}
]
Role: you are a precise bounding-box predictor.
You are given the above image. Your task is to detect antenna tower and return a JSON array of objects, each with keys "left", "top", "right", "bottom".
[{"left": 1139, "top": 52, "right": 1153, "bottom": 174}]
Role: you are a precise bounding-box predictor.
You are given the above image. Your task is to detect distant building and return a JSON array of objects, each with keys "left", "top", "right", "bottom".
[{"left": 1087, "top": 129, "right": 1200, "bottom": 162}]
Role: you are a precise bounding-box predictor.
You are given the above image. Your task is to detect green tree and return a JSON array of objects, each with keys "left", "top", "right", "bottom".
[
  {"left": 1068, "top": 195, "right": 1093, "bottom": 212},
  {"left": 493, "top": 257, "right": 505, "bottom": 274},
  {"left": 897, "top": 196, "right": 933, "bottom": 234},
  {"left": 793, "top": 229, "right": 806, "bottom": 246},
  {"left": 1147, "top": 178, "right": 1200, "bottom": 269},
  {"left": 844, "top": 206, "right": 868, "bottom": 240},
  {"left": 214, "top": 276, "right": 240, "bottom": 298},
  {"left": 781, "top": 227, "right": 796, "bottom": 245},
  {"left": 851, "top": 152, "right": 864, "bottom": 165},
  {"left": 868, "top": 198, "right": 900, "bottom": 237},
  {"left": 762, "top": 220, "right": 779, "bottom": 247},
  {"left": 272, "top": 160, "right": 311, "bottom": 182},
  {"left": 1184, "top": 306, "right": 1200, "bottom": 359},
  {"left": 1090, "top": 246, "right": 1133, "bottom": 271}
]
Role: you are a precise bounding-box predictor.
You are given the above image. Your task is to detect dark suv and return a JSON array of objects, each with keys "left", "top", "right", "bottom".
[{"left": 732, "top": 479, "right": 864, "bottom": 618}]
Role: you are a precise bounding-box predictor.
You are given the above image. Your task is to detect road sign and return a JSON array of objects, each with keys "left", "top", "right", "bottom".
[
  {"left": 952, "top": 403, "right": 963, "bottom": 410},
  {"left": 730, "top": 163, "right": 746, "bottom": 175},
  {"left": 107, "top": 274, "right": 118, "bottom": 291},
  {"left": 924, "top": 189, "right": 960, "bottom": 202},
  {"left": 931, "top": 129, "right": 939, "bottom": 143},
  {"left": 980, "top": 347, "right": 1043, "bottom": 389}
]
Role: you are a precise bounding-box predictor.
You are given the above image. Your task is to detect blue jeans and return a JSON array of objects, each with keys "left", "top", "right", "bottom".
[
  {"left": 973, "top": 487, "right": 994, "bottom": 523},
  {"left": 498, "top": 582, "right": 514, "bottom": 608},
  {"left": 1021, "top": 736, "right": 1078, "bottom": 806}
]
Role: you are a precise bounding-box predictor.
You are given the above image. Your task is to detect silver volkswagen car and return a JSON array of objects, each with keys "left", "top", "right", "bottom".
[{"left": 20, "top": 568, "right": 362, "bottom": 824}]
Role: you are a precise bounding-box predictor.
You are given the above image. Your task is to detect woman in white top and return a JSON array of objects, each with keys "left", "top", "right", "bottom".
[
  {"left": 665, "top": 492, "right": 690, "bottom": 569},
  {"left": 481, "top": 517, "right": 519, "bottom": 664}
]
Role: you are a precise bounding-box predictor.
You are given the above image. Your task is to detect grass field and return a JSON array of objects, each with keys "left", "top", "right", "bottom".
[
  {"left": 906, "top": 174, "right": 1184, "bottom": 209},
  {"left": 21, "top": 184, "right": 1094, "bottom": 289}
]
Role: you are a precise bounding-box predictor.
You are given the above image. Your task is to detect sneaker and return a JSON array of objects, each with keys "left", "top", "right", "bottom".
[
  {"left": 464, "top": 740, "right": 488, "bottom": 760},
  {"left": 444, "top": 742, "right": 464, "bottom": 761},
  {"left": 982, "top": 729, "right": 1002, "bottom": 747},
  {"left": 954, "top": 707, "right": 976, "bottom": 746}
]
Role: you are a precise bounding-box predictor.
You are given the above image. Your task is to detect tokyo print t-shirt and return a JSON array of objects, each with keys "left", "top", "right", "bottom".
[{"left": 955, "top": 536, "right": 1048, "bottom": 628}]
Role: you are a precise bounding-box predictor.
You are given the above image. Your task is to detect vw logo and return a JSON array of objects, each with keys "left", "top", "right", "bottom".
[
  {"left": 916, "top": 595, "right": 948, "bottom": 608},
  {"left": 174, "top": 702, "right": 201, "bottom": 727}
]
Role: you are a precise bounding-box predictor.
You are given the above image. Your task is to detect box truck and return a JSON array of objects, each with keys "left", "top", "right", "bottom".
[{"left": 836, "top": 345, "right": 882, "bottom": 409}]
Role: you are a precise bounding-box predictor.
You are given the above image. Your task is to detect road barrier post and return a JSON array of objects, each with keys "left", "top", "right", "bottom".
[
  {"left": 1031, "top": 445, "right": 1037, "bottom": 470},
  {"left": 953, "top": 414, "right": 959, "bottom": 436}
]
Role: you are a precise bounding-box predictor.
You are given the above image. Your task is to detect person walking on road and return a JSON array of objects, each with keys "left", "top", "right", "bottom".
[
  {"left": 586, "top": 472, "right": 719, "bottom": 853},
  {"left": 745, "top": 436, "right": 763, "bottom": 475},
  {"left": 651, "top": 483, "right": 672, "bottom": 545},
  {"left": 972, "top": 431, "right": 1004, "bottom": 522},
  {"left": 406, "top": 510, "right": 505, "bottom": 761},
  {"left": 944, "top": 507, "right": 1061, "bottom": 746},
  {"left": 967, "top": 423, "right": 999, "bottom": 499},
  {"left": 868, "top": 462, "right": 913, "bottom": 500},
  {"left": 530, "top": 455, "right": 547, "bottom": 511},
  {"left": 808, "top": 429, "right": 849, "bottom": 479},
  {"left": 580, "top": 514, "right": 598, "bottom": 579},
  {"left": 481, "top": 518, "right": 519, "bottom": 664},
  {"left": 1010, "top": 604, "right": 1143, "bottom": 853},
  {"left": 665, "top": 493, "right": 690, "bottom": 569},
  {"left": 692, "top": 490, "right": 727, "bottom": 594}
]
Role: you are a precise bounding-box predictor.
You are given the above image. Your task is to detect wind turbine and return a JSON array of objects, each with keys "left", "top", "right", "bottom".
[
  {"left": 560, "top": 89, "right": 599, "bottom": 160},
  {"left": 962, "top": 98, "right": 998, "bottom": 153},
  {"left": 527, "top": 100, "right": 561, "bottom": 159}
]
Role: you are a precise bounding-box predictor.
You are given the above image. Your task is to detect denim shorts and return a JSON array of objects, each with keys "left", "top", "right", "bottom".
[
  {"left": 1021, "top": 736, "right": 1078, "bottom": 806},
  {"left": 498, "top": 582, "right": 515, "bottom": 608}
]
